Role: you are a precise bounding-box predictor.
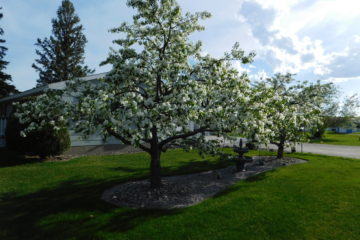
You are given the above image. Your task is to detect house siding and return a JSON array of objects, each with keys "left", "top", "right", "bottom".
[
  {"left": 69, "top": 130, "right": 121, "bottom": 147},
  {"left": 0, "top": 102, "right": 12, "bottom": 147}
]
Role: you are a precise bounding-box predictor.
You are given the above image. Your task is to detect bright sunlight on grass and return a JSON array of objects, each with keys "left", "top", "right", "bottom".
[
  {"left": 310, "top": 132, "right": 360, "bottom": 146},
  {"left": 1, "top": 149, "right": 360, "bottom": 240}
]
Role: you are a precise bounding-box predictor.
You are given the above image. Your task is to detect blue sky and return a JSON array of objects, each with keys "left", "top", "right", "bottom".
[{"left": 1, "top": 0, "right": 360, "bottom": 99}]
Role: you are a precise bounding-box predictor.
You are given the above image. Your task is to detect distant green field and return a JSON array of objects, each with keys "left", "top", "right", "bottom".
[
  {"left": 310, "top": 132, "right": 360, "bottom": 146},
  {"left": 1, "top": 148, "right": 360, "bottom": 239}
]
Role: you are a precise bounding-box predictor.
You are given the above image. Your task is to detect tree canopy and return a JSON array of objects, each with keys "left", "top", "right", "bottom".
[
  {"left": 32, "top": 0, "right": 93, "bottom": 86},
  {"left": 0, "top": 7, "right": 17, "bottom": 98},
  {"left": 253, "top": 73, "right": 324, "bottom": 158}
]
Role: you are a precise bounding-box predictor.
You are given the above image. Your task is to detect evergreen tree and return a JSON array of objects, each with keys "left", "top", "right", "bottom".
[
  {"left": 32, "top": 0, "right": 93, "bottom": 86},
  {"left": 0, "top": 7, "right": 17, "bottom": 98}
]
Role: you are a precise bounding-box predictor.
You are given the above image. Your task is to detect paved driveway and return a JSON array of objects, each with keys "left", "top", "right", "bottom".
[
  {"left": 206, "top": 136, "right": 360, "bottom": 159},
  {"left": 266, "top": 143, "right": 360, "bottom": 159}
]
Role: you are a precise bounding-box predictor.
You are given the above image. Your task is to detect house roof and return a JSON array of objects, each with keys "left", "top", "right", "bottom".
[{"left": 0, "top": 72, "right": 107, "bottom": 104}]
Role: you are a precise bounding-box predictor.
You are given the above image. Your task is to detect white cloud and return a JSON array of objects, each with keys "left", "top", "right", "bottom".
[
  {"left": 325, "top": 76, "right": 360, "bottom": 83},
  {"left": 319, "top": 38, "right": 360, "bottom": 82},
  {"left": 249, "top": 70, "right": 269, "bottom": 82},
  {"left": 238, "top": 2, "right": 313, "bottom": 73},
  {"left": 355, "top": 35, "right": 360, "bottom": 43},
  {"left": 232, "top": 61, "right": 251, "bottom": 74},
  {"left": 236, "top": 0, "right": 360, "bottom": 79}
]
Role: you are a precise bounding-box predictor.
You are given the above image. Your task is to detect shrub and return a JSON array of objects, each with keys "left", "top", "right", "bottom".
[
  {"left": 246, "top": 141, "right": 258, "bottom": 150},
  {"left": 310, "top": 126, "right": 325, "bottom": 139},
  {"left": 5, "top": 115, "right": 70, "bottom": 158}
]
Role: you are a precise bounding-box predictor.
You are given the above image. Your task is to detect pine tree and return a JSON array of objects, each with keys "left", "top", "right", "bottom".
[
  {"left": 32, "top": 0, "right": 93, "bottom": 86},
  {"left": 0, "top": 7, "right": 17, "bottom": 98}
]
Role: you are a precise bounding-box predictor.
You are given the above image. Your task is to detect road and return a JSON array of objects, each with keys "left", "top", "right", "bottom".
[
  {"left": 206, "top": 136, "right": 360, "bottom": 159},
  {"left": 266, "top": 143, "right": 360, "bottom": 159}
]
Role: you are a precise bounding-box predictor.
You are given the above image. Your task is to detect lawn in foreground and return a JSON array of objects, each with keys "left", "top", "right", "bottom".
[
  {"left": 1, "top": 149, "right": 360, "bottom": 240},
  {"left": 310, "top": 132, "right": 360, "bottom": 146}
]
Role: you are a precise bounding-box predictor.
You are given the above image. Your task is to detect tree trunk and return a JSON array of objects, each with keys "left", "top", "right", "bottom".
[
  {"left": 275, "top": 133, "right": 286, "bottom": 159},
  {"left": 150, "top": 146, "right": 162, "bottom": 188},
  {"left": 277, "top": 143, "right": 284, "bottom": 159}
]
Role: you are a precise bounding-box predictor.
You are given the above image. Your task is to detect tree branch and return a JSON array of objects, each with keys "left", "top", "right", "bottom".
[
  {"left": 159, "top": 127, "right": 211, "bottom": 150},
  {"left": 106, "top": 127, "right": 150, "bottom": 153}
]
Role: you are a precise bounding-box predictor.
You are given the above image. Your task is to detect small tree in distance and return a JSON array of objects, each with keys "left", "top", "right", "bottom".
[
  {"left": 305, "top": 80, "right": 338, "bottom": 138},
  {"left": 338, "top": 94, "right": 360, "bottom": 128},
  {"left": 32, "top": 0, "right": 93, "bottom": 86},
  {"left": 255, "top": 73, "right": 324, "bottom": 158},
  {"left": 315, "top": 93, "right": 359, "bottom": 133}
]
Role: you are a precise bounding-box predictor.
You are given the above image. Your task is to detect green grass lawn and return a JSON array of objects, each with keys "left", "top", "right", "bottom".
[
  {"left": 1, "top": 149, "right": 360, "bottom": 240},
  {"left": 310, "top": 132, "right": 360, "bottom": 146}
]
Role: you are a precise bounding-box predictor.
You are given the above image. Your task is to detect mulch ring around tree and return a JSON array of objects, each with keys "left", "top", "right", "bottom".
[{"left": 101, "top": 156, "right": 307, "bottom": 209}]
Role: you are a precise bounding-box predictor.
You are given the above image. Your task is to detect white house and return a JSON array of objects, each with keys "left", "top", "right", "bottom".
[{"left": 0, "top": 73, "right": 122, "bottom": 148}]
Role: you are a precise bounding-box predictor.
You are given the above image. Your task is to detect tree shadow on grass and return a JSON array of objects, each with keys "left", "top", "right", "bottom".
[
  {"left": 211, "top": 170, "right": 273, "bottom": 200},
  {"left": 245, "top": 169, "right": 275, "bottom": 182},
  {"left": 0, "top": 157, "right": 245, "bottom": 239},
  {"left": 0, "top": 148, "right": 44, "bottom": 167},
  {"left": 0, "top": 148, "right": 73, "bottom": 168},
  {"left": 111, "top": 166, "right": 149, "bottom": 173},
  {"left": 161, "top": 158, "right": 231, "bottom": 177},
  {"left": 0, "top": 178, "right": 183, "bottom": 240},
  {"left": 110, "top": 157, "right": 229, "bottom": 175}
]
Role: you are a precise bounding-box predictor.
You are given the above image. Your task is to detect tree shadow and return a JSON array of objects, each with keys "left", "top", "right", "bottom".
[
  {"left": 0, "top": 148, "right": 44, "bottom": 167},
  {"left": 110, "top": 166, "right": 149, "bottom": 173},
  {"left": 161, "top": 158, "right": 230, "bottom": 176},
  {"left": 211, "top": 170, "right": 273, "bottom": 199},
  {"left": 0, "top": 178, "right": 182, "bottom": 240},
  {"left": 245, "top": 170, "right": 274, "bottom": 182},
  {"left": 110, "top": 157, "right": 228, "bottom": 175},
  {"left": 0, "top": 156, "right": 247, "bottom": 239}
]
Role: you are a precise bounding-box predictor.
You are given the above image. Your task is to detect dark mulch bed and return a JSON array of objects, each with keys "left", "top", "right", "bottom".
[{"left": 102, "top": 156, "right": 307, "bottom": 209}]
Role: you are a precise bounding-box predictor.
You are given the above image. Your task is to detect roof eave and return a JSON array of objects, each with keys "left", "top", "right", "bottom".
[{"left": 0, "top": 72, "right": 108, "bottom": 104}]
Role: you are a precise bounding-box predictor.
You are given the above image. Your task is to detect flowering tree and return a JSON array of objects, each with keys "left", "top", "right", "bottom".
[
  {"left": 338, "top": 94, "right": 360, "bottom": 127},
  {"left": 303, "top": 80, "right": 337, "bottom": 138},
  {"left": 254, "top": 73, "right": 323, "bottom": 158},
  {"left": 9, "top": 92, "right": 70, "bottom": 157},
  {"left": 15, "top": 0, "right": 267, "bottom": 188},
  {"left": 14, "top": 92, "right": 68, "bottom": 136}
]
